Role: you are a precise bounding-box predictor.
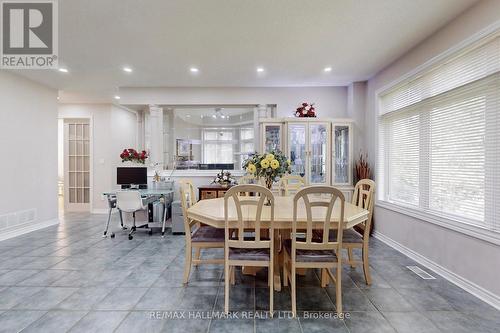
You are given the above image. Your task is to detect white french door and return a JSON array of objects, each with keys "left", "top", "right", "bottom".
[{"left": 64, "top": 119, "right": 91, "bottom": 212}]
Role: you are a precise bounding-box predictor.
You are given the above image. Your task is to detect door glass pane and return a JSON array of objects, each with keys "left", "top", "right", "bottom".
[
  {"left": 69, "top": 189, "right": 76, "bottom": 203},
  {"left": 76, "top": 124, "right": 83, "bottom": 140},
  {"left": 77, "top": 173, "right": 83, "bottom": 187},
  {"left": 334, "top": 125, "right": 349, "bottom": 183},
  {"left": 310, "top": 124, "right": 328, "bottom": 183},
  {"left": 69, "top": 172, "right": 76, "bottom": 187},
  {"left": 83, "top": 124, "right": 89, "bottom": 140},
  {"left": 69, "top": 141, "right": 76, "bottom": 155},
  {"left": 264, "top": 125, "right": 281, "bottom": 152},
  {"left": 69, "top": 124, "right": 76, "bottom": 140},
  {"left": 84, "top": 157, "right": 90, "bottom": 171},
  {"left": 84, "top": 172, "right": 89, "bottom": 187},
  {"left": 76, "top": 141, "right": 83, "bottom": 155},
  {"left": 69, "top": 157, "right": 76, "bottom": 171},
  {"left": 288, "top": 124, "right": 306, "bottom": 178}
]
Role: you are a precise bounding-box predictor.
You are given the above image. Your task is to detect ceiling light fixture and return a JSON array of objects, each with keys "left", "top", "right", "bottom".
[
  {"left": 324, "top": 67, "right": 332, "bottom": 72},
  {"left": 190, "top": 67, "right": 199, "bottom": 73},
  {"left": 256, "top": 67, "right": 264, "bottom": 73},
  {"left": 123, "top": 67, "right": 133, "bottom": 73},
  {"left": 114, "top": 95, "right": 121, "bottom": 100},
  {"left": 58, "top": 68, "right": 68, "bottom": 73}
]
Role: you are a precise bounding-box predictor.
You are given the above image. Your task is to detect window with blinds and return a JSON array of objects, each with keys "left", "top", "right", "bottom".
[
  {"left": 203, "top": 129, "right": 234, "bottom": 164},
  {"left": 378, "top": 32, "right": 500, "bottom": 232}
]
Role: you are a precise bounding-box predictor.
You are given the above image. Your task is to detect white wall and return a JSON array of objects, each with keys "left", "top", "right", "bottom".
[
  {"left": 0, "top": 71, "right": 58, "bottom": 239},
  {"left": 58, "top": 104, "right": 138, "bottom": 211},
  {"left": 120, "top": 86, "right": 348, "bottom": 119},
  {"left": 364, "top": 0, "right": 500, "bottom": 305}
]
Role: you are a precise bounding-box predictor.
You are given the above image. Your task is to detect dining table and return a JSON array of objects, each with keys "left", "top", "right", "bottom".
[{"left": 186, "top": 195, "right": 369, "bottom": 291}]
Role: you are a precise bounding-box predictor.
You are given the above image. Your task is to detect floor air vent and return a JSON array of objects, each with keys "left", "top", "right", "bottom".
[{"left": 406, "top": 265, "right": 436, "bottom": 280}]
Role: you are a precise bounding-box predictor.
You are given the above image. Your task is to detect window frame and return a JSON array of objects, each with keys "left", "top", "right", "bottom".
[{"left": 374, "top": 23, "right": 500, "bottom": 245}]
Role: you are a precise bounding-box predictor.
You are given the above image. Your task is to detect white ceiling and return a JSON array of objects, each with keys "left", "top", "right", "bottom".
[{"left": 12, "top": 0, "right": 479, "bottom": 102}]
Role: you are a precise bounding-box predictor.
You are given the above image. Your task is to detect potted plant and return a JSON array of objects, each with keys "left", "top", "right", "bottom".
[{"left": 212, "top": 170, "right": 235, "bottom": 188}]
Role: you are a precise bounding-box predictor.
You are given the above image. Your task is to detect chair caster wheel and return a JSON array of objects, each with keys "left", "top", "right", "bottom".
[
  {"left": 128, "top": 235, "right": 133, "bottom": 240},
  {"left": 122, "top": 226, "right": 127, "bottom": 230},
  {"left": 110, "top": 233, "right": 115, "bottom": 238}
]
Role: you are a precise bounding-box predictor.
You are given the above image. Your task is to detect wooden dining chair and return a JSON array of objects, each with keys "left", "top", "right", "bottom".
[
  {"left": 179, "top": 179, "right": 225, "bottom": 284},
  {"left": 283, "top": 186, "right": 345, "bottom": 316},
  {"left": 224, "top": 184, "right": 274, "bottom": 315},
  {"left": 279, "top": 174, "right": 305, "bottom": 196},
  {"left": 342, "top": 179, "right": 375, "bottom": 285}
]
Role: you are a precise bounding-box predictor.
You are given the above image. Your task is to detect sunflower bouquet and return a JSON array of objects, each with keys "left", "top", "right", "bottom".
[{"left": 242, "top": 150, "right": 292, "bottom": 189}]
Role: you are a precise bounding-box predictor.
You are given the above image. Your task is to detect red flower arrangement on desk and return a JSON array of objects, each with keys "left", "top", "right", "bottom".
[
  {"left": 120, "top": 148, "right": 148, "bottom": 164},
  {"left": 294, "top": 102, "right": 316, "bottom": 118}
]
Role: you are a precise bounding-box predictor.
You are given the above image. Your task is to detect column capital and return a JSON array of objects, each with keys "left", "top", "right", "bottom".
[{"left": 148, "top": 105, "right": 163, "bottom": 116}]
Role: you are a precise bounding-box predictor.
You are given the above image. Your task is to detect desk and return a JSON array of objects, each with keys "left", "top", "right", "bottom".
[
  {"left": 102, "top": 189, "right": 174, "bottom": 237},
  {"left": 187, "top": 196, "right": 368, "bottom": 290}
]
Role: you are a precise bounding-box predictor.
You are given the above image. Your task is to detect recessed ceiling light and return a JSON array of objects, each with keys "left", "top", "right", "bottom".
[
  {"left": 324, "top": 67, "right": 332, "bottom": 72},
  {"left": 114, "top": 95, "right": 121, "bottom": 100},
  {"left": 190, "top": 67, "right": 199, "bottom": 73},
  {"left": 123, "top": 67, "right": 133, "bottom": 73},
  {"left": 58, "top": 68, "right": 68, "bottom": 73},
  {"left": 256, "top": 67, "right": 264, "bottom": 73}
]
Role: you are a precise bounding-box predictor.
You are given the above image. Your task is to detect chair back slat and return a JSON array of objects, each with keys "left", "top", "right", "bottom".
[
  {"left": 279, "top": 174, "right": 305, "bottom": 196},
  {"left": 292, "top": 186, "right": 345, "bottom": 255},
  {"left": 351, "top": 179, "right": 375, "bottom": 235},
  {"left": 224, "top": 184, "right": 274, "bottom": 249},
  {"left": 179, "top": 179, "right": 197, "bottom": 236}
]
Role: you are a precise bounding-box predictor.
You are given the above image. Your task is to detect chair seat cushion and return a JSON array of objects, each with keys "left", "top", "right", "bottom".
[
  {"left": 284, "top": 239, "right": 338, "bottom": 263},
  {"left": 313, "top": 229, "right": 364, "bottom": 244},
  {"left": 341, "top": 229, "right": 363, "bottom": 243},
  {"left": 228, "top": 248, "right": 270, "bottom": 261},
  {"left": 191, "top": 226, "right": 225, "bottom": 243}
]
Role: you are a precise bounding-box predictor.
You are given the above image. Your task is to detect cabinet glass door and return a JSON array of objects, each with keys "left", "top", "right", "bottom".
[
  {"left": 334, "top": 125, "right": 350, "bottom": 184},
  {"left": 310, "top": 123, "right": 329, "bottom": 184},
  {"left": 288, "top": 123, "right": 307, "bottom": 178},
  {"left": 263, "top": 124, "right": 281, "bottom": 152}
]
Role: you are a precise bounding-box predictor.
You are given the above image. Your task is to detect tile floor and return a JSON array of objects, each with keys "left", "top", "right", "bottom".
[{"left": 0, "top": 212, "right": 499, "bottom": 333}]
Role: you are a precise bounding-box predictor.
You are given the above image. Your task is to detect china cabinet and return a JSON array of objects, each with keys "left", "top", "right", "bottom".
[
  {"left": 259, "top": 118, "right": 354, "bottom": 199},
  {"left": 260, "top": 121, "right": 283, "bottom": 153},
  {"left": 286, "top": 120, "right": 331, "bottom": 185}
]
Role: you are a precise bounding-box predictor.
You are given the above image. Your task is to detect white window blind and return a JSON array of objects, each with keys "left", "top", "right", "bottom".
[{"left": 378, "top": 32, "right": 500, "bottom": 232}]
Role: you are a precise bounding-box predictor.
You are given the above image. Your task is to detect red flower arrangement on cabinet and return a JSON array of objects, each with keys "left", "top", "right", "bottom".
[
  {"left": 120, "top": 148, "right": 148, "bottom": 164},
  {"left": 294, "top": 102, "right": 316, "bottom": 117}
]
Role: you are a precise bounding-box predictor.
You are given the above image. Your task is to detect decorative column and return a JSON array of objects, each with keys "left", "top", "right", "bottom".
[{"left": 147, "top": 105, "right": 164, "bottom": 168}]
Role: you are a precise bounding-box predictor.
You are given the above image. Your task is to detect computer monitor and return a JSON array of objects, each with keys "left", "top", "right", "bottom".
[{"left": 117, "top": 167, "right": 147, "bottom": 188}]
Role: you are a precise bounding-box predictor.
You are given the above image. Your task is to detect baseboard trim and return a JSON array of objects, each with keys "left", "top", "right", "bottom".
[
  {"left": 0, "top": 218, "right": 59, "bottom": 242},
  {"left": 373, "top": 231, "right": 500, "bottom": 311}
]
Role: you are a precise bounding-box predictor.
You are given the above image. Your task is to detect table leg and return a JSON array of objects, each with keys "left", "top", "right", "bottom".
[{"left": 273, "top": 229, "right": 282, "bottom": 291}]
